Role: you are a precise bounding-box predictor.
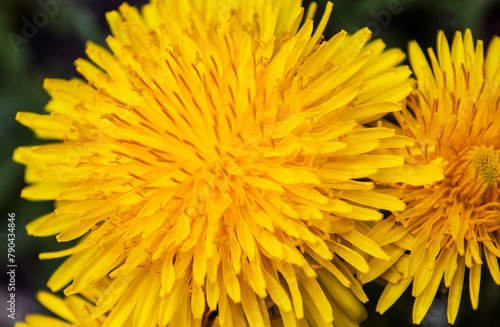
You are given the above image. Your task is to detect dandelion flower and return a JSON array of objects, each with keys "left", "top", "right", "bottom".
[
  {"left": 15, "top": 0, "right": 413, "bottom": 325},
  {"left": 375, "top": 30, "right": 500, "bottom": 324}
]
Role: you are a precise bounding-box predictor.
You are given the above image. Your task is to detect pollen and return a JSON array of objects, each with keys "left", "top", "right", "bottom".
[{"left": 473, "top": 146, "right": 500, "bottom": 184}]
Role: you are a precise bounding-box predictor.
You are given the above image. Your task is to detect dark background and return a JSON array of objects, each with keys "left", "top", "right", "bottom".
[{"left": 1, "top": 0, "right": 499, "bottom": 326}]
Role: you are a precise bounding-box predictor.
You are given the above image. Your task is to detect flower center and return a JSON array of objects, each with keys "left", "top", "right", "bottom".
[
  {"left": 449, "top": 145, "right": 500, "bottom": 205},
  {"left": 473, "top": 146, "right": 500, "bottom": 184}
]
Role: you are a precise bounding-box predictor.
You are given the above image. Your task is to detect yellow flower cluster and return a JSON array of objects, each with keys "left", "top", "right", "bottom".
[{"left": 13, "top": 0, "right": 500, "bottom": 326}]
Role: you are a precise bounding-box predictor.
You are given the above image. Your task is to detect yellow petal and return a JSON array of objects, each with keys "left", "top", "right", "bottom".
[
  {"left": 341, "top": 190, "right": 405, "bottom": 212},
  {"left": 267, "top": 168, "right": 320, "bottom": 184},
  {"left": 413, "top": 254, "right": 446, "bottom": 324},
  {"left": 47, "top": 247, "right": 97, "bottom": 292},
  {"left": 36, "top": 291, "right": 76, "bottom": 323},
  {"left": 317, "top": 268, "right": 367, "bottom": 323},
  {"left": 240, "top": 279, "right": 266, "bottom": 327},
  {"left": 222, "top": 251, "right": 241, "bottom": 303},
  {"left": 26, "top": 212, "right": 76, "bottom": 237},
  {"left": 21, "top": 182, "right": 66, "bottom": 201},
  {"left": 447, "top": 256, "right": 465, "bottom": 324},
  {"left": 245, "top": 176, "right": 285, "bottom": 193},
  {"left": 25, "top": 315, "right": 68, "bottom": 327},
  {"left": 298, "top": 272, "right": 333, "bottom": 324},
  {"left": 329, "top": 242, "right": 369, "bottom": 273},
  {"left": 263, "top": 267, "right": 292, "bottom": 312},
  {"left": 469, "top": 263, "right": 481, "bottom": 310},
  {"left": 191, "top": 283, "right": 205, "bottom": 320},
  {"left": 376, "top": 277, "right": 413, "bottom": 314},
  {"left": 339, "top": 229, "right": 390, "bottom": 260},
  {"left": 361, "top": 245, "right": 405, "bottom": 283}
]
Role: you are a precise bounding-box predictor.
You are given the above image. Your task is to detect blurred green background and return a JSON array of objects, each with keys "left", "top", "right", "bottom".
[{"left": 1, "top": 0, "right": 499, "bottom": 326}]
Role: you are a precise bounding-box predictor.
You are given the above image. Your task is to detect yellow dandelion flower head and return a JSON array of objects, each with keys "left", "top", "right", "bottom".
[
  {"left": 377, "top": 29, "right": 500, "bottom": 324},
  {"left": 15, "top": 0, "right": 413, "bottom": 326}
]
